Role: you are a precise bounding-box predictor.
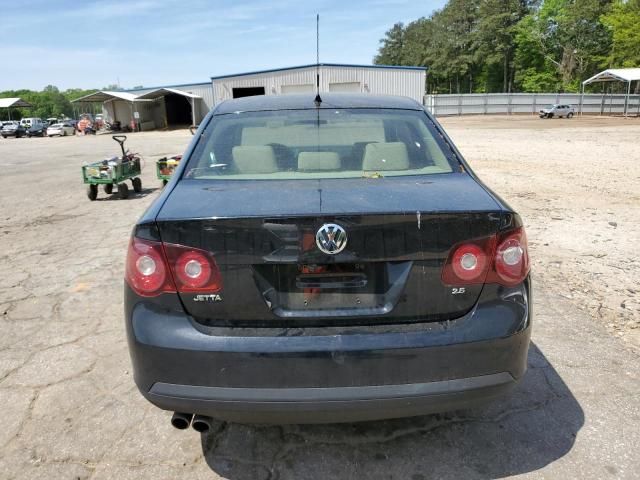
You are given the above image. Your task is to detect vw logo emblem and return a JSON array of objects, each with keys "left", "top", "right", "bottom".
[{"left": 316, "top": 223, "right": 348, "bottom": 255}]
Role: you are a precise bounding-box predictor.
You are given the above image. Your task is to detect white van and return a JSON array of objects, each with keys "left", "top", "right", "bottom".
[{"left": 20, "top": 117, "right": 44, "bottom": 128}]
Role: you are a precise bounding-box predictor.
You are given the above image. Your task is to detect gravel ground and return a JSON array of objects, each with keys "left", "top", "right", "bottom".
[
  {"left": 441, "top": 115, "right": 640, "bottom": 349},
  {"left": 0, "top": 117, "right": 638, "bottom": 479}
]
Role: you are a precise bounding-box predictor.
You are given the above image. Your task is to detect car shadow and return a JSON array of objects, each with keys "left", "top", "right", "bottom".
[
  {"left": 200, "top": 342, "right": 583, "bottom": 480},
  {"left": 94, "top": 187, "right": 159, "bottom": 201}
]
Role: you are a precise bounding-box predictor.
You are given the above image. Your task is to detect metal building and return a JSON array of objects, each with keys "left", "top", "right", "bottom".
[
  {"left": 71, "top": 64, "right": 426, "bottom": 130},
  {"left": 126, "top": 82, "right": 215, "bottom": 125},
  {"left": 72, "top": 82, "right": 215, "bottom": 130},
  {"left": 211, "top": 64, "right": 427, "bottom": 104}
]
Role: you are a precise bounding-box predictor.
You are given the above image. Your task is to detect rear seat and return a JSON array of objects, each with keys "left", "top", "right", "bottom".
[
  {"left": 232, "top": 146, "right": 278, "bottom": 174},
  {"left": 362, "top": 142, "right": 409, "bottom": 171},
  {"left": 297, "top": 152, "right": 341, "bottom": 171}
]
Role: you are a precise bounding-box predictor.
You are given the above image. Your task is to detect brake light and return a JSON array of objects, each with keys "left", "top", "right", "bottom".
[
  {"left": 488, "top": 227, "right": 529, "bottom": 286},
  {"left": 125, "top": 237, "right": 175, "bottom": 296},
  {"left": 164, "top": 244, "right": 222, "bottom": 292},
  {"left": 442, "top": 236, "right": 495, "bottom": 285},
  {"left": 442, "top": 227, "right": 529, "bottom": 287},
  {"left": 125, "top": 238, "right": 222, "bottom": 296}
]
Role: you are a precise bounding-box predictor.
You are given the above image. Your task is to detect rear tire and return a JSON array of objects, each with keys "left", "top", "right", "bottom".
[
  {"left": 132, "top": 177, "right": 142, "bottom": 193},
  {"left": 567, "top": 112, "right": 574, "bottom": 119},
  {"left": 104, "top": 184, "right": 113, "bottom": 194},
  {"left": 87, "top": 184, "right": 98, "bottom": 201},
  {"left": 119, "top": 183, "right": 129, "bottom": 199}
]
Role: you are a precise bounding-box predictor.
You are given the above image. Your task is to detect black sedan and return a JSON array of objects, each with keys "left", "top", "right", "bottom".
[
  {"left": 125, "top": 93, "right": 531, "bottom": 430},
  {"left": 1, "top": 122, "right": 26, "bottom": 138},
  {"left": 26, "top": 124, "right": 47, "bottom": 137}
]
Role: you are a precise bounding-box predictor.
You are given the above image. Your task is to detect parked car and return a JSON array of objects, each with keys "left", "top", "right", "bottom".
[
  {"left": 1, "top": 121, "right": 26, "bottom": 138},
  {"left": 26, "top": 123, "right": 47, "bottom": 137},
  {"left": 125, "top": 94, "right": 532, "bottom": 429},
  {"left": 539, "top": 104, "right": 575, "bottom": 118},
  {"left": 47, "top": 122, "right": 75, "bottom": 136},
  {"left": 20, "top": 117, "right": 43, "bottom": 129}
]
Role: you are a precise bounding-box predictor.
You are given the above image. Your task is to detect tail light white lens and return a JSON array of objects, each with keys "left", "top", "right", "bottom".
[
  {"left": 164, "top": 244, "right": 222, "bottom": 292},
  {"left": 125, "top": 238, "right": 175, "bottom": 296}
]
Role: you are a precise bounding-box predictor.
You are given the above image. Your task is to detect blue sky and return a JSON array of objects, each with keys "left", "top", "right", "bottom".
[{"left": 1, "top": 0, "right": 445, "bottom": 91}]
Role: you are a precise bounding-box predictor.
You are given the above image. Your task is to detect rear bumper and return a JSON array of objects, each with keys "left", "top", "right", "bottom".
[
  {"left": 126, "top": 280, "right": 532, "bottom": 423},
  {"left": 148, "top": 371, "right": 518, "bottom": 424}
]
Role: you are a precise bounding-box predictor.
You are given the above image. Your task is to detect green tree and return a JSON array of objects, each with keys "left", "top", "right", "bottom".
[
  {"left": 374, "top": 23, "right": 406, "bottom": 65},
  {"left": 601, "top": 0, "right": 640, "bottom": 68}
]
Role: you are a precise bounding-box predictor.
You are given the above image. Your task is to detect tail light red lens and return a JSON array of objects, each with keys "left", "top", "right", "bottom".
[
  {"left": 442, "top": 236, "right": 495, "bottom": 285},
  {"left": 442, "top": 227, "right": 529, "bottom": 287},
  {"left": 164, "top": 244, "right": 222, "bottom": 293},
  {"left": 125, "top": 237, "right": 175, "bottom": 296},
  {"left": 125, "top": 238, "right": 222, "bottom": 296}
]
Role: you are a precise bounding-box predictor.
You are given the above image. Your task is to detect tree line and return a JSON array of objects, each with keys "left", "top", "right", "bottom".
[
  {"left": 374, "top": 0, "right": 640, "bottom": 94},
  {"left": 0, "top": 86, "right": 99, "bottom": 121}
]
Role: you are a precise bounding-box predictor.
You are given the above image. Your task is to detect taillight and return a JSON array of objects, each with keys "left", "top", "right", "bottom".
[
  {"left": 125, "top": 237, "right": 175, "bottom": 296},
  {"left": 164, "top": 244, "right": 222, "bottom": 293},
  {"left": 442, "top": 227, "right": 529, "bottom": 287},
  {"left": 488, "top": 227, "right": 529, "bottom": 286},
  {"left": 125, "top": 238, "right": 222, "bottom": 296},
  {"left": 442, "top": 236, "right": 495, "bottom": 285}
]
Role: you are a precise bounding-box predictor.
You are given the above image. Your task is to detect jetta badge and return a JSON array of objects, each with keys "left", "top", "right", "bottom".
[{"left": 316, "top": 223, "right": 348, "bottom": 255}]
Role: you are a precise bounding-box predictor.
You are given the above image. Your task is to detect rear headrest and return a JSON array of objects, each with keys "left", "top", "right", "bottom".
[
  {"left": 232, "top": 146, "right": 278, "bottom": 174},
  {"left": 362, "top": 142, "right": 409, "bottom": 171},
  {"left": 297, "top": 152, "right": 341, "bottom": 171}
]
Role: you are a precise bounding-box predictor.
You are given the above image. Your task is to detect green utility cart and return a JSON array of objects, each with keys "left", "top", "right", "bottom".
[
  {"left": 156, "top": 155, "right": 182, "bottom": 186},
  {"left": 82, "top": 135, "right": 142, "bottom": 200}
]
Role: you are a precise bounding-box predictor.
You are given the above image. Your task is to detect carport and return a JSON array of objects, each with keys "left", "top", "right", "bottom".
[
  {"left": 134, "top": 88, "right": 201, "bottom": 128},
  {"left": 0, "top": 97, "right": 33, "bottom": 120},
  {"left": 71, "top": 91, "right": 151, "bottom": 131},
  {"left": 581, "top": 68, "right": 640, "bottom": 116}
]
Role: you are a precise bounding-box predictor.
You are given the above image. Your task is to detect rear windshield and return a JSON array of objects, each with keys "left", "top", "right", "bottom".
[{"left": 185, "top": 108, "right": 456, "bottom": 180}]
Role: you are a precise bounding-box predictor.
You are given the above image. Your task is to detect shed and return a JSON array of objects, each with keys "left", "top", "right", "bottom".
[
  {"left": 135, "top": 88, "right": 202, "bottom": 127},
  {"left": 0, "top": 97, "right": 33, "bottom": 120},
  {"left": 582, "top": 68, "right": 640, "bottom": 116},
  {"left": 211, "top": 64, "right": 427, "bottom": 104},
  {"left": 71, "top": 91, "right": 152, "bottom": 130}
]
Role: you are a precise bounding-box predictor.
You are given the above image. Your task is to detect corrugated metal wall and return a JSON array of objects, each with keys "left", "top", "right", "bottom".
[
  {"left": 126, "top": 83, "right": 215, "bottom": 123},
  {"left": 212, "top": 66, "right": 426, "bottom": 104},
  {"left": 424, "top": 93, "right": 640, "bottom": 116}
]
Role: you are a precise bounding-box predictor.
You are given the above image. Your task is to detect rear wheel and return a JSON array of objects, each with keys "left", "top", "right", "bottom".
[
  {"left": 87, "top": 184, "right": 98, "bottom": 201},
  {"left": 567, "top": 112, "right": 574, "bottom": 119},
  {"left": 103, "top": 184, "right": 113, "bottom": 194},
  {"left": 132, "top": 177, "right": 142, "bottom": 193},
  {"left": 119, "top": 183, "right": 129, "bottom": 199}
]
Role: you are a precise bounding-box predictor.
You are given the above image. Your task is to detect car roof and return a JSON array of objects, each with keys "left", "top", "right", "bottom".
[{"left": 213, "top": 93, "right": 424, "bottom": 114}]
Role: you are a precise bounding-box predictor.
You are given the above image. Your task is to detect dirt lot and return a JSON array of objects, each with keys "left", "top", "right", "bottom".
[
  {"left": 440, "top": 115, "right": 640, "bottom": 347},
  {"left": 0, "top": 116, "right": 638, "bottom": 479}
]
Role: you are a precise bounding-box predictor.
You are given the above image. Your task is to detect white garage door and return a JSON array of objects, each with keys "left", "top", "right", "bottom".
[
  {"left": 281, "top": 84, "right": 315, "bottom": 94},
  {"left": 329, "top": 82, "right": 361, "bottom": 92}
]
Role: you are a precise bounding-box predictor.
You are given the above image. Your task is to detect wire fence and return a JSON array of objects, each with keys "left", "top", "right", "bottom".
[{"left": 423, "top": 93, "right": 640, "bottom": 116}]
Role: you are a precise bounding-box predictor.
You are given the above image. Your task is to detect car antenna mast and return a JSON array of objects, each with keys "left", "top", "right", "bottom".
[{"left": 314, "top": 14, "right": 322, "bottom": 106}]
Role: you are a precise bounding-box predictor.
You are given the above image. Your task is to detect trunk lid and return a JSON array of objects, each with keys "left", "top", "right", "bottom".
[{"left": 156, "top": 174, "right": 503, "bottom": 326}]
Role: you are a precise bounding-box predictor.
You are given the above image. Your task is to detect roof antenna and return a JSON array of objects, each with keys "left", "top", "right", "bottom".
[{"left": 314, "top": 14, "right": 322, "bottom": 106}]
